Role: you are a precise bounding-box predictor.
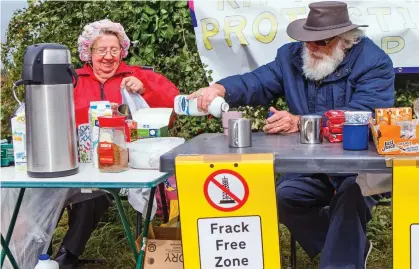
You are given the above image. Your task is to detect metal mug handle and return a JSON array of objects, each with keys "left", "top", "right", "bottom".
[
  {"left": 233, "top": 121, "right": 239, "bottom": 146},
  {"left": 304, "top": 120, "right": 311, "bottom": 142}
]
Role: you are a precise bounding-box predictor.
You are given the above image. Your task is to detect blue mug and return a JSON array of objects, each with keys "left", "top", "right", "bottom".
[{"left": 343, "top": 123, "right": 369, "bottom": 151}]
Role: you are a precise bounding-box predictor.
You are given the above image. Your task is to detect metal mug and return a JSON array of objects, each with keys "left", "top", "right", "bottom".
[
  {"left": 222, "top": 111, "right": 243, "bottom": 135},
  {"left": 228, "top": 118, "right": 252, "bottom": 148},
  {"left": 300, "top": 115, "right": 323, "bottom": 144},
  {"left": 117, "top": 104, "right": 132, "bottom": 120}
]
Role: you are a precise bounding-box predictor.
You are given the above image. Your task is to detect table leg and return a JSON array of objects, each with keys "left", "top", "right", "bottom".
[
  {"left": 1, "top": 235, "right": 19, "bottom": 269},
  {"left": 1, "top": 188, "right": 25, "bottom": 268},
  {"left": 136, "top": 186, "right": 156, "bottom": 269},
  {"left": 136, "top": 212, "right": 143, "bottom": 238},
  {"left": 158, "top": 182, "right": 169, "bottom": 223},
  {"left": 104, "top": 189, "right": 138, "bottom": 261}
]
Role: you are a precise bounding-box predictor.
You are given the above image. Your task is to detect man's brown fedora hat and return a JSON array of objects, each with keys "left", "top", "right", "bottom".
[{"left": 286, "top": 1, "right": 368, "bottom": 42}]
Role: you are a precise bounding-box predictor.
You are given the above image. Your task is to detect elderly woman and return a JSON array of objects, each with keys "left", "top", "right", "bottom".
[{"left": 54, "top": 19, "right": 179, "bottom": 269}]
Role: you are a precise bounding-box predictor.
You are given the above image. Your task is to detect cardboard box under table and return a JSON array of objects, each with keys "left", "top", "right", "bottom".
[
  {"left": 136, "top": 226, "right": 183, "bottom": 269},
  {"left": 133, "top": 108, "right": 173, "bottom": 138}
]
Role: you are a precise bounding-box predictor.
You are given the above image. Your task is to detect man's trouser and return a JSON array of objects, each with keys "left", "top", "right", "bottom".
[{"left": 276, "top": 173, "right": 378, "bottom": 269}]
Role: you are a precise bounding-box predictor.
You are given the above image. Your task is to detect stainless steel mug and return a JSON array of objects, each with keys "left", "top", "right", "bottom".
[
  {"left": 228, "top": 118, "right": 252, "bottom": 148},
  {"left": 222, "top": 111, "right": 242, "bottom": 135},
  {"left": 118, "top": 104, "right": 132, "bottom": 119},
  {"left": 300, "top": 115, "right": 323, "bottom": 144}
]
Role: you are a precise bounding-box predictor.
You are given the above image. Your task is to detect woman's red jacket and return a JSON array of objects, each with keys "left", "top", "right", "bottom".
[{"left": 74, "top": 62, "right": 179, "bottom": 127}]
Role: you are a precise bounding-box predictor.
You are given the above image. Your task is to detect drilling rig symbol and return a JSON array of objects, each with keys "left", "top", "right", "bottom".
[{"left": 219, "top": 175, "right": 236, "bottom": 204}]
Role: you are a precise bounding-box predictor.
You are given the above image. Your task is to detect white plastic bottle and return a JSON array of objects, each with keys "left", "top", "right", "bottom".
[
  {"left": 174, "top": 95, "right": 229, "bottom": 118},
  {"left": 34, "top": 254, "right": 59, "bottom": 269}
]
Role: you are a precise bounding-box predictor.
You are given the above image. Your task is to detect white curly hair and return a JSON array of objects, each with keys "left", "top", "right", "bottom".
[{"left": 77, "top": 19, "right": 131, "bottom": 62}]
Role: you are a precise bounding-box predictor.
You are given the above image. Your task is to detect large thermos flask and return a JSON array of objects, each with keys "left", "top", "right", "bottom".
[{"left": 16, "top": 43, "right": 79, "bottom": 178}]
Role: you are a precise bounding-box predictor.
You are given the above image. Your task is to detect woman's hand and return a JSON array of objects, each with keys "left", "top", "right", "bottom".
[
  {"left": 121, "top": 76, "right": 145, "bottom": 94},
  {"left": 263, "top": 107, "right": 300, "bottom": 134}
]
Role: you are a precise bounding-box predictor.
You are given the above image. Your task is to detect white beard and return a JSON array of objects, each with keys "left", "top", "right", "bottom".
[{"left": 302, "top": 41, "right": 345, "bottom": 81}]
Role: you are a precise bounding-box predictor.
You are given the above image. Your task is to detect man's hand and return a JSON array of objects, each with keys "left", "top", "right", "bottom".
[
  {"left": 263, "top": 107, "right": 300, "bottom": 134},
  {"left": 187, "top": 84, "right": 226, "bottom": 112},
  {"left": 121, "top": 76, "right": 145, "bottom": 94}
]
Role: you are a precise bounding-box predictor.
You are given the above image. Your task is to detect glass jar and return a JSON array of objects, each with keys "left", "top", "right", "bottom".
[{"left": 97, "top": 115, "right": 129, "bottom": 173}]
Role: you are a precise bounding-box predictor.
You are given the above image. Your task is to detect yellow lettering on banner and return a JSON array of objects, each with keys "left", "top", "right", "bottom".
[
  {"left": 393, "top": 158, "right": 419, "bottom": 269},
  {"left": 253, "top": 12, "right": 278, "bottom": 44},
  {"left": 348, "top": 7, "right": 362, "bottom": 18},
  {"left": 175, "top": 154, "right": 281, "bottom": 269},
  {"left": 224, "top": 16, "right": 249, "bottom": 47},
  {"left": 280, "top": 7, "right": 306, "bottom": 42},
  {"left": 201, "top": 18, "right": 220, "bottom": 50},
  {"left": 368, "top": 7, "right": 391, "bottom": 32},
  {"left": 280, "top": 7, "right": 306, "bottom": 22},
  {"left": 381, "top": 36, "right": 405, "bottom": 54},
  {"left": 217, "top": 0, "right": 239, "bottom": 11},
  {"left": 397, "top": 7, "right": 417, "bottom": 29}
]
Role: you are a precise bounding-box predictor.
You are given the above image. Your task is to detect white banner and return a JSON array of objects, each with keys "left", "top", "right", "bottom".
[{"left": 190, "top": 0, "right": 419, "bottom": 82}]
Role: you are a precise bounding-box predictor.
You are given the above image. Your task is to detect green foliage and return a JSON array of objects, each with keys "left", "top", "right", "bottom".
[
  {"left": 0, "top": 0, "right": 215, "bottom": 139},
  {"left": 1, "top": 1, "right": 418, "bottom": 140},
  {"left": 394, "top": 74, "right": 419, "bottom": 109}
]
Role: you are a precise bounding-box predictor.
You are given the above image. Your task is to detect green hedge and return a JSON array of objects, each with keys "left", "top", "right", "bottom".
[{"left": 1, "top": 1, "right": 418, "bottom": 139}]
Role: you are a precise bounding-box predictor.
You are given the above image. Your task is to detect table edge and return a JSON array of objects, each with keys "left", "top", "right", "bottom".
[{"left": 0, "top": 173, "right": 173, "bottom": 189}]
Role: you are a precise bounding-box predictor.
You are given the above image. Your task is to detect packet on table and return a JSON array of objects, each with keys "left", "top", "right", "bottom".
[
  {"left": 11, "top": 104, "right": 27, "bottom": 171},
  {"left": 132, "top": 108, "right": 173, "bottom": 138},
  {"left": 89, "top": 101, "right": 112, "bottom": 168},
  {"left": 390, "top": 107, "right": 412, "bottom": 125},
  {"left": 77, "top": 123, "right": 91, "bottom": 162}
]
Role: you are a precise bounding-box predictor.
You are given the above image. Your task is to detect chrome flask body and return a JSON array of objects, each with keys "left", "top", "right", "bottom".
[{"left": 19, "top": 43, "right": 79, "bottom": 177}]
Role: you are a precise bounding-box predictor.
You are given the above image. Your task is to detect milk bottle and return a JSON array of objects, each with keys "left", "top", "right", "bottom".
[
  {"left": 174, "top": 95, "right": 229, "bottom": 118},
  {"left": 34, "top": 254, "right": 59, "bottom": 269}
]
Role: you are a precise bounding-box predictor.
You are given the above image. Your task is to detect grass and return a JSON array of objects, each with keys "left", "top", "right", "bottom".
[{"left": 51, "top": 200, "right": 392, "bottom": 269}]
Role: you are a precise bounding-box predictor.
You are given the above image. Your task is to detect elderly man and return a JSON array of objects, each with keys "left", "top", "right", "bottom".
[{"left": 189, "top": 1, "right": 394, "bottom": 268}]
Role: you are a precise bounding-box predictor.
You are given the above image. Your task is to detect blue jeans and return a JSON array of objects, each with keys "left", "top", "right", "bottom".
[{"left": 276, "top": 173, "right": 378, "bottom": 269}]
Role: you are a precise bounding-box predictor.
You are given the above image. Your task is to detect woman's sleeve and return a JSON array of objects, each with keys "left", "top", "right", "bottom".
[{"left": 133, "top": 67, "right": 180, "bottom": 108}]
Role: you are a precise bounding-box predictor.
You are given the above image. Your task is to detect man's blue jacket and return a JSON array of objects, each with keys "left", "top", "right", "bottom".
[{"left": 218, "top": 37, "right": 395, "bottom": 117}]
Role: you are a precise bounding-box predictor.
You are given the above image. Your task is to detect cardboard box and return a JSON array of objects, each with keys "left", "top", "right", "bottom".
[
  {"left": 133, "top": 108, "right": 173, "bottom": 138},
  {"left": 371, "top": 121, "right": 419, "bottom": 155},
  {"left": 136, "top": 226, "right": 183, "bottom": 269}
]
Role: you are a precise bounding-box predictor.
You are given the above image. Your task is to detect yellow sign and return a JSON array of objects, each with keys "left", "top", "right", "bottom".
[
  {"left": 393, "top": 158, "right": 419, "bottom": 269},
  {"left": 175, "top": 154, "right": 280, "bottom": 269}
]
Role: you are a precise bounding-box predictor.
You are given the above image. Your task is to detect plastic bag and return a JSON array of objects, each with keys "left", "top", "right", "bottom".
[
  {"left": 127, "top": 138, "right": 184, "bottom": 218},
  {"left": 120, "top": 87, "right": 149, "bottom": 115},
  {"left": 356, "top": 173, "right": 392, "bottom": 196},
  {"left": 127, "top": 137, "right": 185, "bottom": 170},
  {"left": 128, "top": 188, "right": 157, "bottom": 219},
  {"left": 0, "top": 188, "right": 71, "bottom": 269}
]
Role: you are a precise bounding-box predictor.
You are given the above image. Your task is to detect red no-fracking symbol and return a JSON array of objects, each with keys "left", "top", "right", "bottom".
[{"left": 203, "top": 169, "right": 249, "bottom": 212}]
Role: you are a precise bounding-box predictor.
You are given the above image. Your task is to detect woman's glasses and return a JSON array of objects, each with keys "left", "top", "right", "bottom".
[{"left": 92, "top": 47, "right": 122, "bottom": 57}]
